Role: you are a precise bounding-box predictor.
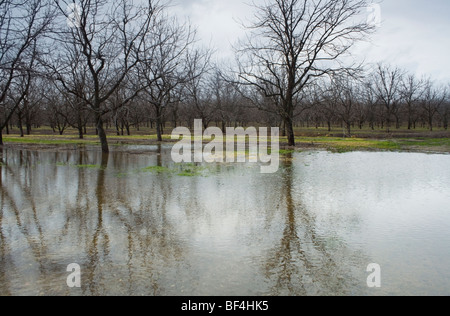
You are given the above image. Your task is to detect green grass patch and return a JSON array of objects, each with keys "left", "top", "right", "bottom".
[
  {"left": 142, "top": 166, "right": 172, "bottom": 173},
  {"left": 4, "top": 130, "right": 449, "bottom": 154},
  {"left": 397, "top": 138, "right": 450, "bottom": 147},
  {"left": 4, "top": 136, "right": 98, "bottom": 146},
  {"left": 177, "top": 166, "right": 202, "bottom": 177},
  {"left": 141, "top": 164, "right": 204, "bottom": 177},
  {"left": 75, "top": 164, "right": 102, "bottom": 169},
  {"left": 55, "top": 162, "right": 105, "bottom": 169},
  {"left": 177, "top": 171, "right": 201, "bottom": 177},
  {"left": 292, "top": 137, "right": 403, "bottom": 152}
]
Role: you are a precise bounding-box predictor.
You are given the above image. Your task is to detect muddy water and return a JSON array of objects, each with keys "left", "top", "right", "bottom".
[{"left": 0, "top": 146, "right": 449, "bottom": 296}]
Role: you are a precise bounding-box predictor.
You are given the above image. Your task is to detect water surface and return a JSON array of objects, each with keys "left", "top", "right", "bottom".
[{"left": 1, "top": 146, "right": 449, "bottom": 296}]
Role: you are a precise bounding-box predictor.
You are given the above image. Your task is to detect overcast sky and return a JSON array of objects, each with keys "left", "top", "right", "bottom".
[{"left": 171, "top": 0, "right": 450, "bottom": 83}]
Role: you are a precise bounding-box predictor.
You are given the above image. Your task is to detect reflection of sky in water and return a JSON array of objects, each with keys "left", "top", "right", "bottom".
[{"left": 0, "top": 147, "right": 450, "bottom": 296}]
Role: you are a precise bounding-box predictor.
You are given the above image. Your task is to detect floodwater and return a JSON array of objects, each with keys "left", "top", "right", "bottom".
[{"left": 1, "top": 145, "right": 450, "bottom": 296}]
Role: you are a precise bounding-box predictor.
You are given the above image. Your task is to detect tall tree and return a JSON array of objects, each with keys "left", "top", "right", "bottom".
[
  {"left": 400, "top": 74, "right": 424, "bottom": 130},
  {"left": 371, "top": 64, "right": 404, "bottom": 132},
  {"left": 184, "top": 48, "right": 213, "bottom": 130},
  {"left": 51, "top": 0, "right": 161, "bottom": 152},
  {"left": 137, "top": 15, "right": 196, "bottom": 142},
  {"left": 420, "top": 80, "right": 447, "bottom": 132},
  {"left": 236, "top": 0, "right": 374, "bottom": 146},
  {"left": 0, "top": 0, "right": 53, "bottom": 145}
]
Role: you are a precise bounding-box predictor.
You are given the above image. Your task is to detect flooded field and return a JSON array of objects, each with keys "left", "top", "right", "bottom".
[{"left": 1, "top": 146, "right": 450, "bottom": 296}]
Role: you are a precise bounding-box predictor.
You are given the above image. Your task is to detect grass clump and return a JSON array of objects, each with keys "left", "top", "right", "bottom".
[
  {"left": 142, "top": 166, "right": 172, "bottom": 173},
  {"left": 175, "top": 163, "right": 205, "bottom": 177},
  {"left": 75, "top": 164, "right": 102, "bottom": 169}
]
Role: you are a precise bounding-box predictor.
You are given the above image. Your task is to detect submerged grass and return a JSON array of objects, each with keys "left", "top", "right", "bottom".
[
  {"left": 177, "top": 166, "right": 202, "bottom": 177},
  {"left": 75, "top": 164, "right": 102, "bottom": 169},
  {"left": 278, "top": 149, "right": 301, "bottom": 155},
  {"left": 55, "top": 162, "right": 104, "bottom": 169},
  {"left": 142, "top": 166, "right": 172, "bottom": 173},
  {"left": 138, "top": 163, "right": 207, "bottom": 177}
]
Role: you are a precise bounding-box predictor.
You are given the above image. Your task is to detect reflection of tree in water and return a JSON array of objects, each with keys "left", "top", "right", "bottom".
[
  {"left": 0, "top": 147, "right": 11, "bottom": 295},
  {"left": 0, "top": 149, "right": 55, "bottom": 295},
  {"left": 0, "top": 148, "right": 187, "bottom": 295},
  {"left": 264, "top": 154, "right": 366, "bottom": 296},
  {"left": 83, "top": 153, "right": 111, "bottom": 296},
  {"left": 56, "top": 148, "right": 187, "bottom": 296}
]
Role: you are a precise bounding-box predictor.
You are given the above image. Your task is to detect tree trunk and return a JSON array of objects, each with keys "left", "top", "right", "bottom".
[
  {"left": 78, "top": 125, "right": 84, "bottom": 139},
  {"left": 407, "top": 106, "right": 412, "bottom": 130},
  {"left": 284, "top": 97, "right": 295, "bottom": 146},
  {"left": 115, "top": 119, "right": 120, "bottom": 136},
  {"left": 0, "top": 128, "right": 3, "bottom": 146},
  {"left": 395, "top": 116, "right": 400, "bottom": 129},
  {"left": 285, "top": 115, "right": 295, "bottom": 147},
  {"left": 96, "top": 115, "right": 109, "bottom": 153},
  {"left": 156, "top": 110, "right": 163, "bottom": 142},
  {"left": 18, "top": 115, "right": 24, "bottom": 138}
]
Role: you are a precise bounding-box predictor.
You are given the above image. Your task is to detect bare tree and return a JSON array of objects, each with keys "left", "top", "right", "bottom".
[
  {"left": 184, "top": 47, "right": 213, "bottom": 130},
  {"left": 371, "top": 64, "right": 404, "bottom": 132},
  {"left": 420, "top": 80, "right": 447, "bottom": 131},
  {"left": 137, "top": 14, "right": 196, "bottom": 141},
  {"left": 400, "top": 74, "right": 424, "bottom": 130},
  {"left": 236, "top": 0, "right": 374, "bottom": 146},
  {"left": 51, "top": 0, "right": 161, "bottom": 152},
  {"left": 44, "top": 91, "right": 70, "bottom": 135},
  {"left": 210, "top": 69, "right": 243, "bottom": 131},
  {"left": 315, "top": 80, "right": 337, "bottom": 132},
  {"left": 0, "top": 0, "right": 53, "bottom": 145},
  {"left": 14, "top": 68, "right": 44, "bottom": 137},
  {"left": 441, "top": 90, "right": 450, "bottom": 130},
  {"left": 323, "top": 76, "right": 360, "bottom": 136}
]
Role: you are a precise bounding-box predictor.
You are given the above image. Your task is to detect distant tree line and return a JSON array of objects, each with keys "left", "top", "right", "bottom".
[{"left": 1, "top": 0, "right": 449, "bottom": 152}]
